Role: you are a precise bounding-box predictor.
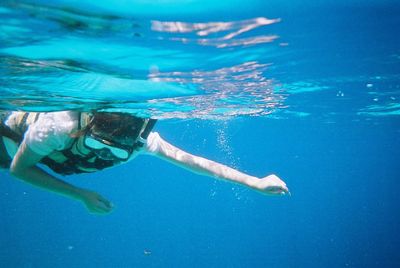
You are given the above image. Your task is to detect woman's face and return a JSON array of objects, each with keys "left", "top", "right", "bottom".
[
  {"left": 89, "top": 112, "right": 144, "bottom": 146},
  {"left": 90, "top": 128, "right": 135, "bottom": 147}
]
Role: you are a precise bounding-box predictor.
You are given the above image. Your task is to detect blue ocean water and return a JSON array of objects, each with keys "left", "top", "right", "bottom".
[{"left": 1, "top": 0, "right": 400, "bottom": 267}]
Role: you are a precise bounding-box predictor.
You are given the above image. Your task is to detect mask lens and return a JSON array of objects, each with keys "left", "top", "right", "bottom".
[
  {"left": 85, "top": 136, "right": 106, "bottom": 150},
  {"left": 84, "top": 136, "right": 130, "bottom": 160},
  {"left": 108, "top": 146, "right": 129, "bottom": 159}
]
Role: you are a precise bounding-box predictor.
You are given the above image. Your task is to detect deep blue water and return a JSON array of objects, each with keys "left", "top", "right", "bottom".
[
  {"left": 1, "top": 118, "right": 400, "bottom": 267},
  {"left": 1, "top": 0, "right": 400, "bottom": 267}
]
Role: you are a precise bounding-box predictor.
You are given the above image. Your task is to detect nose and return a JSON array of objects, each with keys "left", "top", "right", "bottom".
[{"left": 96, "top": 148, "right": 115, "bottom": 160}]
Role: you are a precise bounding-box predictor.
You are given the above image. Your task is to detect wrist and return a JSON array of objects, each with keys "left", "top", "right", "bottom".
[
  {"left": 70, "top": 187, "right": 87, "bottom": 202},
  {"left": 244, "top": 176, "right": 259, "bottom": 189}
]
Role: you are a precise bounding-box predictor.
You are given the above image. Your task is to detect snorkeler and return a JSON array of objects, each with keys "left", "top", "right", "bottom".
[{"left": 0, "top": 111, "right": 289, "bottom": 214}]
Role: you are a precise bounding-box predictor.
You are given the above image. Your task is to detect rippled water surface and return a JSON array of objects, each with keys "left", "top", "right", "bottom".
[{"left": 1, "top": 0, "right": 398, "bottom": 119}]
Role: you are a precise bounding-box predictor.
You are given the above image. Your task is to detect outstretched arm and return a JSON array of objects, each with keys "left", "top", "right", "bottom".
[
  {"left": 9, "top": 141, "right": 113, "bottom": 214},
  {"left": 145, "top": 132, "right": 289, "bottom": 195}
]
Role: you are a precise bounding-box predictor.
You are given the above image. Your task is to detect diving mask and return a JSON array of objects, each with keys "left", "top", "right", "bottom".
[{"left": 83, "top": 134, "right": 133, "bottom": 161}]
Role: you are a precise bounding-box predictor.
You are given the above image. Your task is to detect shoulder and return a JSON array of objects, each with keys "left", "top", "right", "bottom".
[
  {"left": 25, "top": 111, "right": 80, "bottom": 155},
  {"left": 32, "top": 111, "right": 79, "bottom": 136},
  {"left": 6, "top": 111, "right": 79, "bottom": 132},
  {"left": 36, "top": 111, "right": 79, "bottom": 129}
]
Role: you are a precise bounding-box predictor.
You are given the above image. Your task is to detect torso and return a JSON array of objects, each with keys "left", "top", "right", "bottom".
[{"left": 1, "top": 111, "right": 120, "bottom": 175}]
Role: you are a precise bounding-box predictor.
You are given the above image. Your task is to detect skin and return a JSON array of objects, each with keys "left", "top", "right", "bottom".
[
  {"left": 148, "top": 137, "right": 289, "bottom": 196},
  {"left": 9, "top": 130, "right": 289, "bottom": 215},
  {"left": 10, "top": 142, "right": 113, "bottom": 214}
]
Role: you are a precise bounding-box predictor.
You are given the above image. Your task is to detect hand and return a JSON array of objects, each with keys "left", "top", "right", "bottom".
[
  {"left": 78, "top": 189, "right": 114, "bottom": 215},
  {"left": 253, "top": 174, "right": 289, "bottom": 196}
]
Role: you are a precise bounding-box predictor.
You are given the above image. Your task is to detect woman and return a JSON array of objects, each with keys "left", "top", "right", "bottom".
[{"left": 0, "top": 110, "right": 289, "bottom": 214}]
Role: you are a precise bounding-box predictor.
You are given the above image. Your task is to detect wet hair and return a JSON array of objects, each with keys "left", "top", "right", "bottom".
[
  {"left": 90, "top": 112, "right": 145, "bottom": 139},
  {"left": 70, "top": 112, "right": 145, "bottom": 142}
]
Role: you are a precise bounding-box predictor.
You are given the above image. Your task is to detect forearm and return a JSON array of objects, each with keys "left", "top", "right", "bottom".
[
  {"left": 9, "top": 138, "right": 113, "bottom": 214},
  {"left": 10, "top": 166, "right": 84, "bottom": 201},
  {"left": 163, "top": 152, "right": 258, "bottom": 187},
  {"left": 147, "top": 134, "right": 258, "bottom": 188}
]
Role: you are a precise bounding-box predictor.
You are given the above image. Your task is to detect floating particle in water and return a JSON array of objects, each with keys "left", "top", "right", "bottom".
[
  {"left": 67, "top": 246, "right": 74, "bottom": 250},
  {"left": 209, "top": 180, "right": 219, "bottom": 200},
  {"left": 209, "top": 189, "right": 217, "bottom": 198},
  {"left": 373, "top": 98, "right": 379, "bottom": 102},
  {"left": 149, "top": 65, "right": 159, "bottom": 74},
  {"left": 366, "top": 83, "right": 373, "bottom": 88},
  {"left": 144, "top": 249, "right": 152, "bottom": 256},
  {"left": 336, "top": 91, "right": 344, "bottom": 97}
]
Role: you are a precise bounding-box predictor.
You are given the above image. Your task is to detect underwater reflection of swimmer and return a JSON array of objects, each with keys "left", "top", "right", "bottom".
[{"left": 0, "top": 111, "right": 289, "bottom": 214}]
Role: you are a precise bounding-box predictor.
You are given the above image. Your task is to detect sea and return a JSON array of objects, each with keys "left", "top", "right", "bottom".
[{"left": 0, "top": 0, "right": 400, "bottom": 267}]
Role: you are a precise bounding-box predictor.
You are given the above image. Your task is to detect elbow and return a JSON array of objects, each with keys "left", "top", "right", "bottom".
[
  {"left": 9, "top": 165, "right": 19, "bottom": 178},
  {"left": 9, "top": 162, "right": 24, "bottom": 178}
]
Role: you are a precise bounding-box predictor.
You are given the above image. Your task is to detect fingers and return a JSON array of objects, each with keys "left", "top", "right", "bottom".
[
  {"left": 96, "top": 195, "right": 113, "bottom": 210},
  {"left": 281, "top": 184, "right": 290, "bottom": 194},
  {"left": 88, "top": 202, "right": 113, "bottom": 215},
  {"left": 272, "top": 183, "right": 289, "bottom": 194},
  {"left": 89, "top": 206, "right": 110, "bottom": 214},
  {"left": 261, "top": 174, "right": 290, "bottom": 196},
  {"left": 260, "top": 181, "right": 289, "bottom": 196},
  {"left": 84, "top": 194, "right": 114, "bottom": 215},
  {"left": 267, "top": 186, "right": 289, "bottom": 196},
  {"left": 93, "top": 199, "right": 113, "bottom": 214}
]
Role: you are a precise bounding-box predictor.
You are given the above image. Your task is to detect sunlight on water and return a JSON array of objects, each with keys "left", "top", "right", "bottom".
[
  {"left": 149, "top": 61, "right": 285, "bottom": 119},
  {"left": 151, "top": 17, "right": 280, "bottom": 48},
  {"left": 0, "top": 1, "right": 287, "bottom": 119},
  {"left": 0, "top": 0, "right": 399, "bottom": 119}
]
